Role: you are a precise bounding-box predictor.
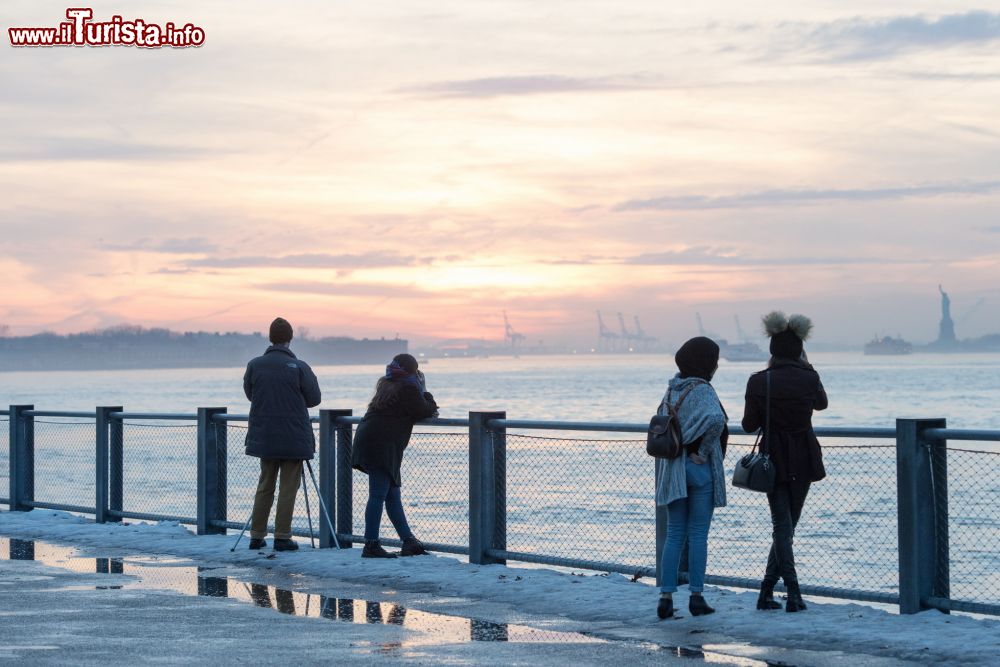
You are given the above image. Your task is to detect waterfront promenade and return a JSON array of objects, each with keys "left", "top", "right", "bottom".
[{"left": 1, "top": 510, "right": 991, "bottom": 666}]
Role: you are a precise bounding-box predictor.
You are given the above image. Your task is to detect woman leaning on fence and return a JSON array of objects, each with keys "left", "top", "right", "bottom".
[
  {"left": 742, "top": 312, "right": 828, "bottom": 613},
  {"left": 655, "top": 336, "right": 728, "bottom": 619},
  {"left": 352, "top": 353, "right": 439, "bottom": 559}
]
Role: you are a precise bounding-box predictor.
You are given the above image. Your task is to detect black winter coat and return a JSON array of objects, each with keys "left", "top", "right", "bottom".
[
  {"left": 741, "top": 358, "right": 828, "bottom": 484},
  {"left": 352, "top": 383, "right": 438, "bottom": 487},
  {"left": 243, "top": 346, "right": 322, "bottom": 460}
]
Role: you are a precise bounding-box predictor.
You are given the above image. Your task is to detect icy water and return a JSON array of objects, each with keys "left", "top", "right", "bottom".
[
  {"left": 2, "top": 353, "right": 999, "bottom": 606},
  {"left": 3, "top": 352, "right": 1000, "bottom": 429}
]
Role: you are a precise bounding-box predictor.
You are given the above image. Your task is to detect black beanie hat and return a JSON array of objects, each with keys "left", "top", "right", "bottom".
[
  {"left": 770, "top": 329, "right": 803, "bottom": 359},
  {"left": 269, "top": 317, "right": 293, "bottom": 345},
  {"left": 674, "top": 336, "right": 720, "bottom": 381}
]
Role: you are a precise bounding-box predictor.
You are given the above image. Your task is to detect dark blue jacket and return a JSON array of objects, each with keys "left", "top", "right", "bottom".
[{"left": 243, "top": 345, "right": 321, "bottom": 460}]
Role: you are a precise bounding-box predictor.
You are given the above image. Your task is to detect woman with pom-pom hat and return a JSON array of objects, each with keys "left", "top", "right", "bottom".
[{"left": 742, "top": 312, "right": 828, "bottom": 613}]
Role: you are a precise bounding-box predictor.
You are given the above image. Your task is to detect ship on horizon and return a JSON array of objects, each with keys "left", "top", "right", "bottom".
[{"left": 864, "top": 335, "right": 913, "bottom": 356}]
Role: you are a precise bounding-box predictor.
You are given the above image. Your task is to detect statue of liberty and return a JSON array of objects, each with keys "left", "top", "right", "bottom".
[{"left": 938, "top": 285, "right": 956, "bottom": 345}]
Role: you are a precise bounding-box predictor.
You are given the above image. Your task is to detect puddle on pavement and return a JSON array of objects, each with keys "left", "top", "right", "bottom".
[{"left": 1, "top": 537, "right": 789, "bottom": 665}]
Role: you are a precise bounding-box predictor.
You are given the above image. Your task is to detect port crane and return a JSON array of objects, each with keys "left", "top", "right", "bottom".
[
  {"left": 503, "top": 311, "right": 526, "bottom": 349},
  {"left": 596, "top": 311, "right": 619, "bottom": 352}
]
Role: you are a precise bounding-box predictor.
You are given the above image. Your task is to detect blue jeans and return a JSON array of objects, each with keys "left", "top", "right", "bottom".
[
  {"left": 363, "top": 468, "right": 414, "bottom": 542},
  {"left": 660, "top": 459, "right": 715, "bottom": 593}
]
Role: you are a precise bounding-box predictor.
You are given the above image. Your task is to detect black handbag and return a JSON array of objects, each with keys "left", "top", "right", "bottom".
[{"left": 732, "top": 371, "right": 776, "bottom": 493}]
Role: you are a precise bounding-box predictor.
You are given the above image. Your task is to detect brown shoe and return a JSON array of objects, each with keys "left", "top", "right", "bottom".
[
  {"left": 400, "top": 537, "right": 428, "bottom": 557},
  {"left": 362, "top": 540, "right": 397, "bottom": 559}
]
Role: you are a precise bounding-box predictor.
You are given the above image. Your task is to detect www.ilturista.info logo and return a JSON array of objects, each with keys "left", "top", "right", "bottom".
[{"left": 8, "top": 8, "right": 205, "bottom": 48}]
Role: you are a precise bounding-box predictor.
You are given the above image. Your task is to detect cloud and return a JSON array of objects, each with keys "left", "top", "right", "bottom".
[
  {"left": 0, "top": 137, "right": 207, "bottom": 162},
  {"left": 104, "top": 237, "right": 219, "bottom": 254},
  {"left": 615, "top": 181, "right": 1000, "bottom": 211},
  {"left": 152, "top": 268, "right": 198, "bottom": 275},
  {"left": 253, "top": 281, "right": 430, "bottom": 298},
  {"left": 622, "top": 246, "right": 911, "bottom": 267},
  {"left": 186, "top": 252, "right": 431, "bottom": 270},
  {"left": 397, "top": 73, "right": 667, "bottom": 98},
  {"left": 785, "top": 11, "right": 1000, "bottom": 61}
]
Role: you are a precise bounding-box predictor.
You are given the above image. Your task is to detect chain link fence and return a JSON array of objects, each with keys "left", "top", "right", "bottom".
[
  {"left": 32, "top": 418, "right": 96, "bottom": 511},
  {"left": 121, "top": 421, "right": 199, "bottom": 521},
  {"left": 0, "top": 415, "right": 8, "bottom": 507},
  {"left": 505, "top": 433, "right": 900, "bottom": 595},
  {"left": 940, "top": 447, "right": 1000, "bottom": 605},
  {"left": 348, "top": 428, "right": 469, "bottom": 548}
]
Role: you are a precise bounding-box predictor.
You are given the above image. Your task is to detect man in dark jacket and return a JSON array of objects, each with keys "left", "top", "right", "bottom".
[{"left": 243, "top": 317, "right": 321, "bottom": 551}]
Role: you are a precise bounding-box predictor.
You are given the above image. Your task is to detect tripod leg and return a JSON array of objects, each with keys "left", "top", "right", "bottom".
[
  {"left": 301, "top": 467, "right": 316, "bottom": 548},
  {"left": 230, "top": 512, "right": 253, "bottom": 552},
  {"left": 306, "top": 460, "right": 342, "bottom": 549}
]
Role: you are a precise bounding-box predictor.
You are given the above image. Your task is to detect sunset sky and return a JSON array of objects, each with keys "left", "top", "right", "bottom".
[{"left": 3, "top": 1, "right": 1000, "bottom": 347}]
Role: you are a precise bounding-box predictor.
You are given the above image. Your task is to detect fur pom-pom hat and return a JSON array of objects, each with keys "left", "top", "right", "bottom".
[{"left": 762, "top": 311, "right": 813, "bottom": 359}]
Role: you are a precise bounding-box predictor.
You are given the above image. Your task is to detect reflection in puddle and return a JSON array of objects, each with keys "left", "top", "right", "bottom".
[
  {"left": 2, "top": 537, "right": 786, "bottom": 664},
  {"left": 0, "top": 537, "right": 599, "bottom": 647}
]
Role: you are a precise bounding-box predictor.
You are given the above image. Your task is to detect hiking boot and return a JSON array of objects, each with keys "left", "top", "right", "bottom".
[
  {"left": 400, "top": 537, "right": 428, "bottom": 557},
  {"left": 656, "top": 594, "right": 674, "bottom": 619},
  {"left": 248, "top": 538, "right": 267, "bottom": 550},
  {"left": 273, "top": 539, "right": 299, "bottom": 552},
  {"left": 362, "top": 540, "right": 397, "bottom": 559},
  {"left": 785, "top": 582, "right": 806, "bottom": 613},
  {"left": 689, "top": 593, "right": 715, "bottom": 616},
  {"left": 757, "top": 580, "right": 782, "bottom": 610}
]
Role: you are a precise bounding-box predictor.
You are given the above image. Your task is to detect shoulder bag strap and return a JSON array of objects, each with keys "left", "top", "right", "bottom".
[
  {"left": 763, "top": 370, "right": 772, "bottom": 455},
  {"left": 673, "top": 379, "right": 704, "bottom": 412}
]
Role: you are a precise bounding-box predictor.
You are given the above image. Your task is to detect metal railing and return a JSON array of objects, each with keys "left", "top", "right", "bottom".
[{"left": 3, "top": 404, "right": 998, "bottom": 617}]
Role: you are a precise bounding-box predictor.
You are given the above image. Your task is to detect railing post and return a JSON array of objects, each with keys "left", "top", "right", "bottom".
[
  {"left": 9, "top": 405, "right": 34, "bottom": 512},
  {"left": 332, "top": 410, "right": 354, "bottom": 549},
  {"left": 319, "top": 409, "right": 352, "bottom": 548},
  {"left": 655, "top": 459, "right": 666, "bottom": 586},
  {"left": 896, "top": 418, "right": 947, "bottom": 614},
  {"left": 96, "top": 406, "right": 123, "bottom": 523},
  {"left": 469, "top": 411, "right": 506, "bottom": 565},
  {"left": 930, "top": 425, "right": 950, "bottom": 612},
  {"left": 197, "top": 407, "right": 227, "bottom": 535}
]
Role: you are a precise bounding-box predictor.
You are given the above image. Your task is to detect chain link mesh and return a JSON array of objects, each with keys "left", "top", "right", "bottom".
[
  {"left": 505, "top": 434, "right": 900, "bottom": 594},
  {"left": 121, "top": 421, "right": 198, "bottom": 520},
  {"left": 32, "top": 418, "right": 96, "bottom": 510},
  {"left": 940, "top": 446, "right": 1000, "bottom": 605},
  {"left": 349, "top": 429, "right": 469, "bottom": 547},
  {"left": 0, "top": 416, "right": 8, "bottom": 506}
]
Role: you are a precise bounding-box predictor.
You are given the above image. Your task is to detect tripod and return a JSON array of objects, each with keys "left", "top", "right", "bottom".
[{"left": 230, "top": 460, "right": 342, "bottom": 551}]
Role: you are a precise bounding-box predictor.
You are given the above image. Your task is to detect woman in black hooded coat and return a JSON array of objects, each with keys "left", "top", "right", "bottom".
[{"left": 742, "top": 312, "right": 827, "bottom": 613}]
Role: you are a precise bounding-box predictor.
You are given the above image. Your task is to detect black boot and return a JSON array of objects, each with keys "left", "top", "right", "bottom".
[
  {"left": 248, "top": 538, "right": 267, "bottom": 550},
  {"left": 362, "top": 540, "right": 397, "bottom": 559},
  {"left": 400, "top": 537, "right": 428, "bottom": 557},
  {"left": 689, "top": 593, "right": 715, "bottom": 616},
  {"left": 757, "top": 581, "right": 781, "bottom": 610},
  {"left": 656, "top": 594, "right": 674, "bottom": 619},
  {"left": 273, "top": 538, "right": 299, "bottom": 552},
  {"left": 785, "top": 582, "right": 806, "bottom": 612}
]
